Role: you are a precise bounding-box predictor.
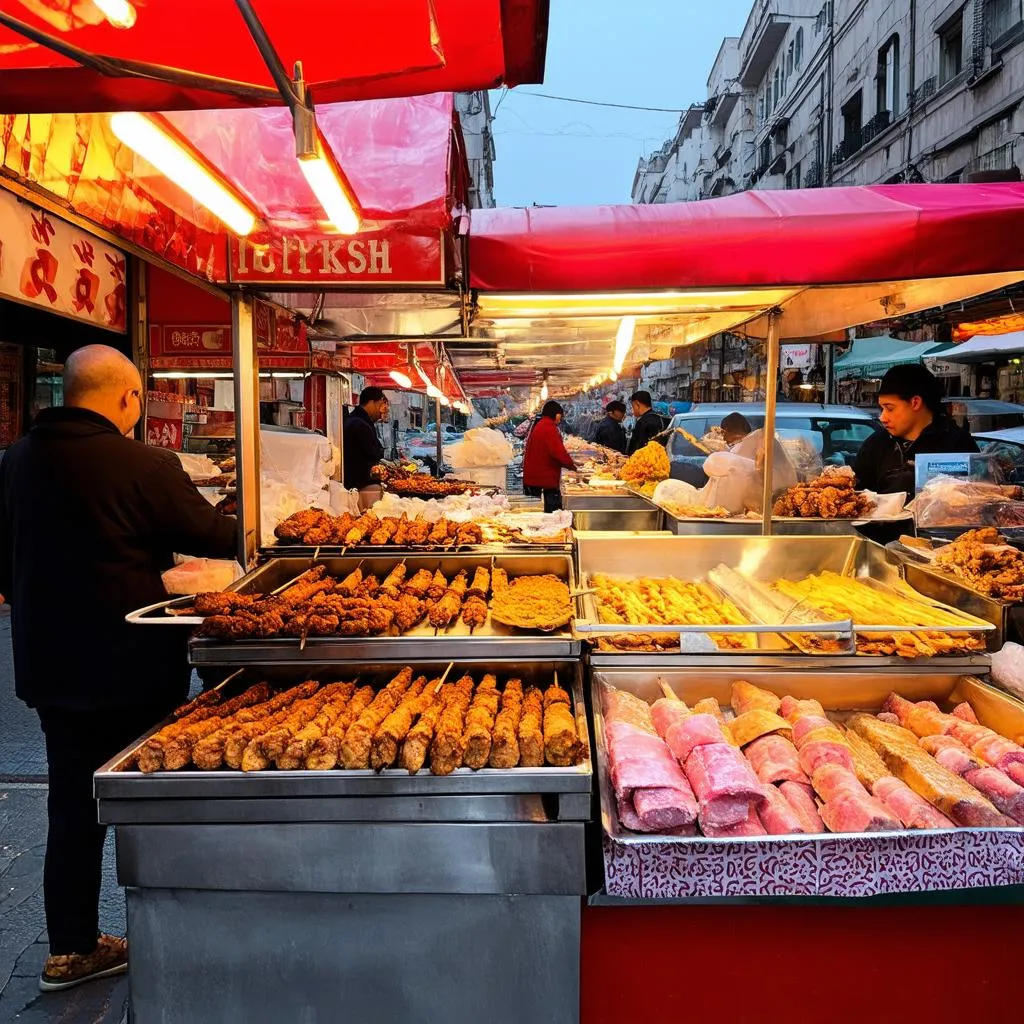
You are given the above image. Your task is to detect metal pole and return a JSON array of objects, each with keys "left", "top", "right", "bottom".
[
  {"left": 435, "top": 397, "right": 443, "bottom": 476},
  {"left": 232, "top": 294, "right": 260, "bottom": 565},
  {"left": 825, "top": 343, "right": 835, "bottom": 405},
  {"left": 761, "top": 311, "right": 782, "bottom": 536}
]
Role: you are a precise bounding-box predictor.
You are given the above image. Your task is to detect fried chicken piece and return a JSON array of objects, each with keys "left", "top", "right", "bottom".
[
  {"left": 192, "top": 681, "right": 320, "bottom": 770},
  {"left": 462, "top": 675, "right": 501, "bottom": 769},
  {"left": 543, "top": 681, "right": 571, "bottom": 709},
  {"left": 367, "top": 605, "right": 396, "bottom": 634},
  {"left": 427, "top": 519, "right": 450, "bottom": 546},
  {"left": 461, "top": 596, "right": 488, "bottom": 630},
  {"left": 335, "top": 567, "right": 364, "bottom": 596},
  {"left": 327, "top": 513, "right": 356, "bottom": 544},
  {"left": 356, "top": 574, "right": 381, "bottom": 597},
  {"left": 466, "top": 567, "right": 490, "bottom": 599},
  {"left": 403, "top": 568, "right": 434, "bottom": 598},
  {"left": 447, "top": 520, "right": 461, "bottom": 539},
  {"left": 275, "top": 682, "right": 357, "bottom": 769},
  {"left": 193, "top": 592, "right": 259, "bottom": 616},
  {"left": 454, "top": 522, "right": 484, "bottom": 547},
  {"left": 543, "top": 690, "right": 579, "bottom": 767},
  {"left": 369, "top": 517, "right": 400, "bottom": 547},
  {"left": 380, "top": 563, "right": 408, "bottom": 599},
  {"left": 517, "top": 686, "right": 544, "bottom": 767},
  {"left": 369, "top": 676, "right": 431, "bottom": 771},
  {"left": 277, "top": 566, "right": 332, "bottom": 607},
  {"left": 387, "top": 593, "right": 426, "bottom": 632},
  {"left": 489, "top": 680, "right": 524, "bottom": 769},
  {"left": 406, "top": 519, "right": 432, "bottom": 545},
  {"left": 344, "top": 512, "right": 379, "bottom": 546},
  {"left": 304, "top": 686, "right": 376, "bottom": 770},
  {"left": 392, "top": 515, "right": 411, "bottom": 547},
  {"left": 429, "top": 570, "right": 469, "bottom": 629},
  {"left": 426, "top": 569, "right": 448, "bottom": 602},
  {"left": 274, "top": 509, "right": 327, "bottom": 542},
  {"left": 430, "top": 674, "right": 476, "bottom": 775},
  {"left": 340, "top": 667, "right": 415, "bottom": 769},
  {"left": 400, "top": 686, "right": 449, "bottom": 775},
  {"left": 173, "top": 688, "right": 223, "bottom": 718}
]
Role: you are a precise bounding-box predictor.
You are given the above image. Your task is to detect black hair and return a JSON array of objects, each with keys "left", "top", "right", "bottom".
[
  {"left": 359, "top": 385, "right": 386, "bottom": 405},
  {"left": 606, "top": 400, "right": 627, "bottom": 415},
  {"left": 878, "top": 363, "right": 942, "bottom": 415},
  {"left": 720, "top": 412, "right": 752, "bottom": 436},
  {"left": 541, "top": 400, "right": 564, "bottom": 418},
  {"left": 630, "top": 390, "right": 653, "bottom": 408}
]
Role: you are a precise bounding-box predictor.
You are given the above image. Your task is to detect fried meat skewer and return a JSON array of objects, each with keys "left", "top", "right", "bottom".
[
  {"left": 275, "top": 682, "right": 358, "bottom": 770},
  {"left": 344, "top": 512, "right": 379, "bottom": 546},
  {"left": 488, "top": 679, "right": 524, "bottom": 769},
  {"left": 392, "top": 515, "right": 411, "bottom": 547},
  {"left": 380, "top": 562, "right": 408, "bottom": 599},
  {"left": 517, "top": 686, "right": 545, "bottom": 767},
  {"left": 369, "top": 517, "right": 400, "bottom": 547},
  {"left": 427, "top": 518, "right": 450, "bottom": 546},
  {"left": 461, "top": 675, "right": 501, "bottom": 769},
  {"left": 304, "top": 686, "right": 377, "bottom": 770},
  {"left": 430, "top": 674, "right": 476, "bottom": 776},
  {"left": 401, "top": 685, "right": 450, "bottom": 775},
  {"left": 543, "top": 679, "right": 579, "bottom": 767},
  {"left": 405, "top": 519, "right": 432, "bottom": 545},
  {"left": 461, "top": 566, "right": 491, "bottom": 631},
  {"left": 429, "top": 570, "right": 469, "bottom": 630},
  {"left": 369, "top": 675, "right": 432, "bottom": 771},
  {"left": 335, "top": 566, "right": 364, "bottom": 596},
  {"left": 426, "top": 568, "right": 448, "bottom": 602},
  {"left": 402, "top": 568, "right": 434, "bottom": 598},
  {"left": 340, "top": 667, "right": 415, "bottom": 769}
]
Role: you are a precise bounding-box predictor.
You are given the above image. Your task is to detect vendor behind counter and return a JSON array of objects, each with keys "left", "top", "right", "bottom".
[{"left": 343, "top": 386, "right": 388, "bottom": 507}]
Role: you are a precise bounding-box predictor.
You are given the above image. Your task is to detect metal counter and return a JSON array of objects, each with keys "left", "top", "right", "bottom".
[
  {"left": 562, "top": 487, "right": 654, "bottom": 511},
  {"left": 96, "top": 659, "right": 590, "bottom": 1024},
  {"left": 572, "top": 507, "right": 664, "bottom": 532},
  {"left": 662, "top": 511, "right": 914, "bottom": 536}
]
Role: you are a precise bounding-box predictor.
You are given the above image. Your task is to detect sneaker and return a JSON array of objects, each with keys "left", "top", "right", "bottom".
[{"left": 39, "top": 934, "right": 128, "bottom": 992}]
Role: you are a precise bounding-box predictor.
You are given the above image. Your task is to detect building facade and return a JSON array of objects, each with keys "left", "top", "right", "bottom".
[{"left": 455, "top": 92, "right": 497, "bottom": 209}]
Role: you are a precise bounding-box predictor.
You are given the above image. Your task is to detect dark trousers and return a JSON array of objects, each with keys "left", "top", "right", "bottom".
[
  {"left": 524, "top": 485, "right": 563, "bottom": 513},
  {"left": 37, "top": 703, "right": 170, "bottom": 954}
]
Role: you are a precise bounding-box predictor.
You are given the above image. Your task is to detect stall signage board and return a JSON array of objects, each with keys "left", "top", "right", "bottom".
[
  {"left": 915, "top": 452, "right": 997, "bottom": 490},
  {"left": 227, "top": 231, "right": 445, "bottom": 286},
  {"left": 148, "top": 325, "right": 232, "bottom": 371},
  {"left": 781, "top": 345, "right": 813, "bottom": 370},
  {"left": 0, "top": 188, "right": 126, "bottom": 332}
]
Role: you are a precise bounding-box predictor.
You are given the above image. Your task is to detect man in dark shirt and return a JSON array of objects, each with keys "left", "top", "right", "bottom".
[
  {"left": 627, "top": 390, "right": 666, "bottom": 455},
  {"left": 853, "top": 364, "right": 977, "bottom": 497},
  {"left": 0, "top": 345, "right": 237, "bottom": 992},
  {"left": 593, "top": 400, "right": 628, "bottom": 454},
  {"left": 343, "top": 386, "right": 388, "bottom": 501}
]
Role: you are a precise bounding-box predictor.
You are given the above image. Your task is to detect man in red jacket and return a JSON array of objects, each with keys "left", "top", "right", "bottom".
[{"left": 522, "top": 401, "right": 577, "bottom": 512}]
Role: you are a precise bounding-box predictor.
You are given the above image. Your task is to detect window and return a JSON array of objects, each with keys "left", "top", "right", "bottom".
[
  {"left": 795, "top": 28, "right": 804, "bottom": 67},
  {"left": 787, "top": 41, "right": 795, "bottom": 75},
  {"left": 939, "top": 12, "right": 964, "bottom": 84},
  {"left": 877, "top": 35, "right": 900, "bottom": 116},
  {"left": 758, "top": 94, "right": 765, "bottom": 123},
  {"left": 842, "top": 91, "right": 863, "bottom": 144},
  {"left": 773, "top": 67, "right": 780, "bottom": 106},
  {"left": 785, "top": 162, "right": 802, "bottom": 189},
  {"left": 987, "top": 0, "right": 1023, "bottom": 44},
  {"left": 759, "top": 138, "right": 772, "bottom": 169},
  {"left": 815, "top": 5, "right": 827, "bottom": 35}
]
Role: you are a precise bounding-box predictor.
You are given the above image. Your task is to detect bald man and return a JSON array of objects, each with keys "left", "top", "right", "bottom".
[{"left": 0, "top": 344, "right": 237, "bottom": 992}]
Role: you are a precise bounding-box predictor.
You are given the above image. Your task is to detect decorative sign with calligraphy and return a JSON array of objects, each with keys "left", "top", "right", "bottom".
[
  {"left": 228, "top": 231, "right": 444, "bottom": 286},
  {"left": 0, "top": 188, "right": 126, "bottom": 332}
]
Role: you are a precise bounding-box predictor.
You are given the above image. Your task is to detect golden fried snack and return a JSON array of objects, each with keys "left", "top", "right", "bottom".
[
  {"left": 275, "top": 682, "right": 357, "bottom": 770},
  {"left": 543, "top": 681, "right": 571, "bottom": 709},
  {"left": 467, "top": 567, "right": 490, "bottom": 599},
  {"left": 490, "top": 575, "right": 572, "bottom": 631},
  {"left": 518, "top": 686, "right": 544, "bottom": 767},
  {"left": 275, "top": 509, "right": 328, "bottom": 542},
  {"left": 369, "top": 676, "right": 431, "bottom": 771},
  {"left": 336, "top": 567, "right": 364, "bottom": 596},
  {"left": 304, "top": 686, "right": 376, "bottom": 770},
  {"left": 406, "top": 519, "right": 432, "bottom": 545},
  {"left": 429, "top": 570, "right": 469, "bottom": 629},
  {"left": 392, "top": 515, "right": 411, "bottom": 547},
  {"left": 356, "top": 574, "right": 381, "bottom": 597},
  {"left": 277, "top": 566, "right": 332, "bottom": 607},
  {"left": 430, "top": 674, "right": 476, "bottom": 775},
  {"left": 543, "top": 700, "right": 579, "bottom": 767},
  {"left": 491, "top": 568, "right": 509, "bottom": 594},
  {"left": 380, "top": 562, "right": 408, "bottom": 598},
  {"left": 426, "top": 569, "right": 448, "bottom": 602},
  {"left": 461, "top": 675, "right": 501, "bottom": 769},
  {"left": 401, "top": 685, "right": 450, "bottom": 774},
  {"left": 454, "top": 522, "right": 484, "bottom": 546},
  {"left": 369, "top": 517, "right": 400, "bottom": 547},
  {"left": 172, "top": 688, "right": 223, "bottom": 718},
  {"left": 489, "top": 680, "right": 524, "bottom": 768},
  {"left": 428, "top": 519, "right": 450, "bottom": 546},
  {"left": 344, "top": 512, "right": 379, "bottom": 545},
  {"left": 461, "top": 595, "right": 488, "bottom": 630},
  {"left": 193, "top": 592, "right": 260, "bottom": 616},
  {"left": 340, "top": 667, "right": 415, "bottom": 769}
]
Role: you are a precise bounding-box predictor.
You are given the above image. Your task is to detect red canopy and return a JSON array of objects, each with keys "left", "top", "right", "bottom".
[
  {"left": 468, "top": 184, "right": 1024, "bottom": 292},
  {"left": 0, "top": 0, "right": 548, "bottom": 111},
  {"left": 0, "top": 93, "right": 463, "bottom": 282}
]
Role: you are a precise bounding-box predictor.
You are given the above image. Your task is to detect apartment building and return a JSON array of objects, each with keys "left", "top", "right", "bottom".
[{"left": 455, "top": 92, "right": 497, "bottom": 208}]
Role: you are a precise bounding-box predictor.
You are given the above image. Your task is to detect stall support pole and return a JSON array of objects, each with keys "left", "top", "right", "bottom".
[
  {"left": 435, "top": 396, "right": 443, "bottom": 474},
  {"left": 761, "top": 311, "right": 782, "bottom": 536},
  {"left": 232, "top": 293, "right": 260, "bottom": 565}
]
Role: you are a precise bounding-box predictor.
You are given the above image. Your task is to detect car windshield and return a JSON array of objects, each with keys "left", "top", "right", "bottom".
[{"left": 979, "top": 439, "right": 1024, "bottom": 485}]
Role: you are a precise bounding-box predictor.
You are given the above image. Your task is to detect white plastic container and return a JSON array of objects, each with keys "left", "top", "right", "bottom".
[{"left": 456, "top": 465, "right": 508, "bottom": 490}]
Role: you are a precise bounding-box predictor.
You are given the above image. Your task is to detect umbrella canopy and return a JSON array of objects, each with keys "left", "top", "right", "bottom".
[
  {"left": 833, "top": 336, "right": 952, "bottom": 379},
  {"left": 939, "top": 332, "right": 1024, "bottom": 363},
  {"left": 0, "top": 0, "right": 549, "bottom": 111}
]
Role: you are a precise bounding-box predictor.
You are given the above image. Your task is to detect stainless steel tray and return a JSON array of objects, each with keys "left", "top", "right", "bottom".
[
  {"left": 187, "top": 553, "right": 581, "bottom": 665},
  {"left": 95, "top": 659, "right": 592, "bottom": 805},
  {"left": 662, "top": 513, "right": 912, "bottom": 536},
  {"left": 260, "top": 539, "right": 575, "bottom": 560},
  {"left": 590, "top": 666, "right": 1024, "bottom": 844}
]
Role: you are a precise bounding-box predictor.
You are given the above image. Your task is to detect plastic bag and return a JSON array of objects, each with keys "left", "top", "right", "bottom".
[
  {"left": 732, "top": 429, "right": 800, "bottom": 493},
  {"left": 652, "top": 478, "right": 702, "bottom": 507},
  {"left": 699, "top": 451, "right": 758, "bottom": 513},
  {"left": 991, "top": 642, "right": 1024, "bottom": 701},
  {"left": 912, "top": 475, "right": 1023, "bottom": 529},
  {"left": 444, "top": 427, "right": 514, "bottom": 468},
  {"left": 163, "top": 558, "right": 242, "bottom": 595},
  {"left": 175, "top": 452, "right": 220, "bottom": 482},
  {"left": 865, "top": 491, "right": 908, "bottom": 519}
]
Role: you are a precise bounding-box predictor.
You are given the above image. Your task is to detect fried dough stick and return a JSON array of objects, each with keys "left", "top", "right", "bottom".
[
  {"left": 462, "top": 675, "right": 501, "bottom": 769},
  {"left": 543, "top": 681, "right": 578, "bottom": 767},
  {"left": 518, "top": 686, "right": 545, "bottom": 767},
  {"left": 369, "top": 676, "right": 432, "bottom": 771},
  {"left": 400, "top": 686, "right": 450, "bottom": 775},
  {"left": 276, "top": 682, "right": 358, "bottom": 769},
  {"left": 304, "top": 686, "right": 377, "bottom": 770},
  {"left": 192, "top": 681, "right": 320, "bottom": 770},
  {"left": 139, "top": 684, "right": 272, "bottom": 773},
  {"left": 340, "top": 667, "right": 416, "bottom": 769},
  {"left": 489, "top": 680, "right": 524, "bottom": 769},
  {"left": 430, "top": 675, "right": 476, "bottom": 775}
]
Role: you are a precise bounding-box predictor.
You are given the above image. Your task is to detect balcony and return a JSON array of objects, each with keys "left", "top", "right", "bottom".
[
  {"left": 708, "top": 89, "right": 741, "bottom": 130},
  {"left": 804, "top": 160, "right": 823, "bottom": 188},
  {"left": 739, "top": 10, "right": 792, "bottom": 87},
  {"left": 832, "top": 130, "right": 863, "bottom": 166},
  {"left": 861, "top": 110, "right": 892, "bottom": 146}
]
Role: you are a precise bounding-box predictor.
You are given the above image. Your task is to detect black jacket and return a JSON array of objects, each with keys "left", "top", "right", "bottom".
[
  {"left": 0, "top": 408, "right": 237, "bottom": 710},
  {"left": 343, "top": 406, "right": 385, "bottom": 489},
  {"left": 852, "top": 416, "right": 978, "bottom": 496},
  {"left": 628, "top": 409, "right": 666, "bottom": 455},
  {"left": 593, "top": 415, "right": 628, "bottom": 454}
]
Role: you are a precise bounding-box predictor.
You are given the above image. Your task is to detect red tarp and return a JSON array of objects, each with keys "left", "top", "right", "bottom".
[
  {"left": 468, "top": 184, "right": 1024, "bottom": 292},
  {"left": 0, "top": 0, "right": 548, "bottom": 111},
  {"left": 351, "top": 342, "right": 466, "bottom": 401},
  {"left": 0, "top": 93, "right": 462, "bottom": 282}
]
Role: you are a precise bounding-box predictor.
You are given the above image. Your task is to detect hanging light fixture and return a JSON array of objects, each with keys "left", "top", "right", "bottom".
[
  {"left": 388, "top": 344, "right": 415, "bottom": 389},
  {"left": 613, "top": 316, "right": 636, "bottom": 375},
  {"left": 540, "top": 372, "right": 549, "bottom": 402},
  {"left": 110, "top": 113, "right": 258, "bottom": 235},
  {"left": 93, "top": 0, "right": 137, "bottom": 28}
]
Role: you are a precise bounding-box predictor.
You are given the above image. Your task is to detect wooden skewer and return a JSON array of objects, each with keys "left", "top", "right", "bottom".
[
  {"left": 658, "top": 677, "right": 680, "bottom": 702},
  {"left": 312, "top": 545, "right": 321, "bottom": 563},
  {"left": 270, "top": 570, "right": 309, "bottom": 596},
  {"left": 433, "top": 662, "right": 455, "bottom": 693}
]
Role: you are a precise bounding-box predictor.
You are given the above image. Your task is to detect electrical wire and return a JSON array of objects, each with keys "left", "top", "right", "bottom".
[{"left": 511, "top": 91, "right": 688, "bottom": 114}]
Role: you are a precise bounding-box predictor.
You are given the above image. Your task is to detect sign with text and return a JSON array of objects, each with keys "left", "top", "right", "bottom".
[
  {"left": 228, "top": 231, "right": 444, "bottom": 286},
  {"left": 0, "top": 188, "right": 126, "bottom": 332},
  {"left": 914, "top": 452, "right": 1001, "bottom": 491}
]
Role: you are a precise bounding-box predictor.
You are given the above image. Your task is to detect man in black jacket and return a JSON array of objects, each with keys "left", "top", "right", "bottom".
[
  {"left": 0, "top": 345, "right": 237, "bottom": 992},
  {"left": 343, "top": 386, "right": 388, "bottom": 500},
  {"left": 593, "top": 400, "right": 628, "bottom": 454},
  {"left": 627, "top": 391, "right": 666, "bottom": 455},
  {"left": 853, "top": 363, "right": 977, "bottom": 497}
]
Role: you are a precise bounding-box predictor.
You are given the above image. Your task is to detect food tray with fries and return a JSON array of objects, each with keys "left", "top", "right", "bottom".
[
  {"left": 157, "top": 553, "right": 582, "bottom": 665},
  {"left": 576, "top": 534, "right": 994, "bottom": 669}
]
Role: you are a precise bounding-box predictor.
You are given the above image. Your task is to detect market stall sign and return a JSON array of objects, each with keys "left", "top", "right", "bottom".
[
  {"left": 228, "top": 231, "right": 444, "bottom": 287},
  {"left": 781, "top": 344, "right": 813, "bottom": 370},
  {"left": 0, "top": 189, "right": 126, "bottom": 333}
]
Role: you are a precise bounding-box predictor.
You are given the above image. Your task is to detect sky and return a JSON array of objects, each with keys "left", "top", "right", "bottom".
[{"left": 489, "top": 0, "right": 755, "bottom": 207}]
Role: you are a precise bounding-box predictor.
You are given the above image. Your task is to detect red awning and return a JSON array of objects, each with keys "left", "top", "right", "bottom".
[
  {"left": 0, "top": 0, "right": 548, "bottom": 111},
  {"left": 350, "top": 342, "right": 467, "bottom": 401},
  {"left": 0, "top": 93, "right": 463, "bottom": 282},
  {"left": 468, "top": 184, "right": 1024, "bottom": 292}
]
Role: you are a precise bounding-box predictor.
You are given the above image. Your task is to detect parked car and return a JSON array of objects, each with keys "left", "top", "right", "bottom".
[
  {"left": 976, "top": 427, "right": 1024, "bottom": 486},
  {"left": 664, "top": 403, "right": 880, "bottom": 486}
]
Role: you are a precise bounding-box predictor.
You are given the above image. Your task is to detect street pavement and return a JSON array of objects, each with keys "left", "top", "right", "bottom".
[{"left": 0, "top": 610, "right": 128, "bottom": 1024}]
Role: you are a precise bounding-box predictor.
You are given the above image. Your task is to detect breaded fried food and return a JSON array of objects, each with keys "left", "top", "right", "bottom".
[
  {"left": 518, "top": 686, "right": 544, "bottom": 767},
  {"left": 402, "top": 568, "right": 434, "bottom": 598},
  {"left": 275, "top": 682, "right": 357, "bottom": 770},
  {"left": 401, "top": 686, "right": 449, "bottom": 775},
  {"left": 543, "top": 697, "right": 579, "bottom": 767},
  {"left": 430, "top": 674, "right": 476, "bottom": 776},
  {"left": 461, "top": 675, "right": 501, "bottom": 769},
  {"left": 369, "top": 676, "right": 431, "bottom": 771},
  {"left": 489, "top": 679, "right": 524, "bottom": 769},
  {"left": 304, "top": 685, "right": 376, "bottom": 770},
  {"left": 340, "top": 667, "right": 414, "bottom": 769}
]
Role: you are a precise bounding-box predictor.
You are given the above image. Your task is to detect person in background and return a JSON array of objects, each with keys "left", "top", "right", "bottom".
[
  {"left": 343, "top": 385, "right": 389, "bottom": 508},
  {"left": 720, "top": 412, "right": 753, "bottom": 447},
  {"left": 522, "top": 400, "right": 577, "bottom": 512},
  {"left": 593, "top": 400, "right": 628, "bottom": 454},
  {"left": 853, "top": 363, "right": 977, "bottom": 497},
  {"left": 0, "top": 345, "right": 237, "bottom": 993},
  {"left": 627, "top": 390, "right": 666, "bottom": 454}
]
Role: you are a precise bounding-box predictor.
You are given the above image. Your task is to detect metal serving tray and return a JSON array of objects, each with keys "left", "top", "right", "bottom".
[
  {"left": 187, "top": 553, "right": 581, "bottom": 665},
  {"left": 259, "top": 539, "right": 576, "bottom": 561},
  {"left": 590, "top": 666, "right": 1024, "bottom": 845},
  {"left": 94, "top": 659, "right": 591, "bottom": 813},
  {"left": 661, "top": 513, "right": 913, "bottom": 536}
]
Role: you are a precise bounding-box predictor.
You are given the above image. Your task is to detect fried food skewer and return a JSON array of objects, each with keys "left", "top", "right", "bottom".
[
  {"left": 304, "top": 686, "right": 377, "bottom": 770},
  {"left": 340, "top": 667, "right": 415, "bottom": 769},
  {"left": 429, "top": 674, "right": 476, "bottom": 775},
  {"left": 275, "top": 682, "right": 358, "bottom": 770},
  {"left": 518, "top": 685, "right": 545, "bottom": 767},
  {"left": 370, "top": 676, "right": 432, "bottom": 771},
  {"left": 461, "top": 675, "right": 501, "bottom": 769},
  {"left": 543, "top": 677, "right": 579, "bottom": 767},
  {"left": 489, "top": 679, "right": 524, "bottom": 768}
]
